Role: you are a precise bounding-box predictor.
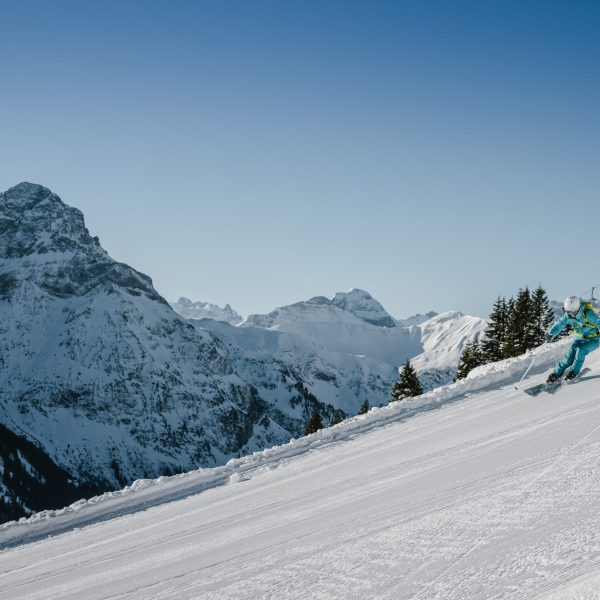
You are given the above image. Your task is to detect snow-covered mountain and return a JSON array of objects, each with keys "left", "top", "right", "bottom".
[
  {"left": 2, "top": 339, "right": 600, "bottom": 599},
  {"left": 0, "top": 183, "right": 485, "bottom": 522},
  {"left": 410, "top": 310, "right": 486, "bottom": 389},
  {"left": 242, "top": 288, "right": 396, "bottom": 330},
  {"left": 0, "top": 183, "right": 268, "bottom": 508},
  {"left": 170, "top": 297, "right": 242, "bottom": 325},
  {"left": 240, "top": 290, "right": 486, "bottom": 390},
  {"left": 396, "top": 309, "right": 438, "bottom": 327}
]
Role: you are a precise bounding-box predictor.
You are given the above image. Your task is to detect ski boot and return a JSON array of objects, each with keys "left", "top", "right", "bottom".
[
  {"left": 565, "top": 370, "right": 578, "bottom": 381},
  {"left": 546, "top": 372, "right": 559, "bottom": 384}
]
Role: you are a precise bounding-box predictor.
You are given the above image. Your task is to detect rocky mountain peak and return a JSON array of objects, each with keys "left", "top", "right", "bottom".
[
  {"left": 243, "top": 288, "right": 397, "bottom": 329},
  {"left": 0, "top": 182, "right": 101, "bottom": 259},
  {"left": 0, "top": 183, "right": 161, "bottom": 302},
  {"left": 331, "top": 288, "right": 396, "bottom": 327},
  {"left": 4, "top": 182, "right": 52, "bottom": 205}
]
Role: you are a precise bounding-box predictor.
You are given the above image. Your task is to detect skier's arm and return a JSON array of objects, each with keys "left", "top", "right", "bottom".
[
  {"left": 548, "top": 313, "right": 569, "bottom": 339},
  {"left": 587, "top": 307, "right": 600, "bottom": 329}
]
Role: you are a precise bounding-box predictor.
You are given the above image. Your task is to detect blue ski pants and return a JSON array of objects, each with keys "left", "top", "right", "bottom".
[{"left": 553, "top": 338, "right": 600, "bottom": 376}]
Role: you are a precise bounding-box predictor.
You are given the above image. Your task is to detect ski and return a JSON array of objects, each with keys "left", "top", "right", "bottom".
[
  {"left": 523, "top": 368, "right": 590, "bottom": 397},
  {"left": 523, "top": 381, "right": 560, "bottom": 397},
  {"left": 562, "top": 367, "right": 591, "bottom": 385}
]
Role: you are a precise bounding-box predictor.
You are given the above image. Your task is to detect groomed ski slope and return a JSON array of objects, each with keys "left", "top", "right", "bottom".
[{"left": 2, "top": 339, "right": 600, "bottom": 599}]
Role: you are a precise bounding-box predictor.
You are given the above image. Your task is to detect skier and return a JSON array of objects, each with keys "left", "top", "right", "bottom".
[{"left": 546, "top": 295, "right": 600, "bottom": 383}]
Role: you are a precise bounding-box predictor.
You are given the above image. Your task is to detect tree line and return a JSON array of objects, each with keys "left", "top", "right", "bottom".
[{"left": 455, "top": 285, "right": 554, "bottom": 380}]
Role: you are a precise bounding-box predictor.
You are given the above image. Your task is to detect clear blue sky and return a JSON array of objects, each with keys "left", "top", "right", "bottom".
[{"left": 1, "top": 0, "right": 599, "bottom": 319}]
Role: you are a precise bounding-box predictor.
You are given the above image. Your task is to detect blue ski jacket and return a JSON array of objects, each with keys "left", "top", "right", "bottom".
[{"left": 548, "top": 302, "right": 600, "bottom": 340}]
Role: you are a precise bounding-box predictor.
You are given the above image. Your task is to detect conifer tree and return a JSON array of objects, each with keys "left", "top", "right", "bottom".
[
  {"left": 358, "top": 399, "right": 370, "bottom": 415},
  {"left": 304, "top": 408, "right": 323, "bottom": 436},
  {"left": 503, "top": 287, "right": 533, "bottom": 358},
  {"left": 481, "top": 296, "right": 511, "bottom": 363},
  {"left": 530, "top": 285, "right": 554, "bottom": 346},
  {"left": 391, "top": 360, "right": 423, "bottom": 402},
  {"left": 455, "top": 335, "right": 485, "bottom": 380},
  {"left": 330, "top": 412, "right": 344, "bottom": 426}
]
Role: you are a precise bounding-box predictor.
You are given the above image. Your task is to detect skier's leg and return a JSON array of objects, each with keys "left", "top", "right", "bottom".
[
  {"left": 553, "top": 342, "right": 579, "bottom": 376},
  {"left": 571, "top": 339, "right": 600, "bottom": 375}
]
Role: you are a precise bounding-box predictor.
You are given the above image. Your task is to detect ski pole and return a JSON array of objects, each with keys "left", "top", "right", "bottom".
[{"left": 514, "top": 354, "right": 537, "bottom": 390}]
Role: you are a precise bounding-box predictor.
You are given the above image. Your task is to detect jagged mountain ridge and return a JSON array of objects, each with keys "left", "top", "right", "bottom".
[{"left": 171, "top": 297, "right": 242, "bottom": 325}]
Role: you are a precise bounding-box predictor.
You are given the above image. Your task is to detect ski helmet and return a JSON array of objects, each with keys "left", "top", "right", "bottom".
[{"left": 563, "top": 295, "right": 581, "bottom": 313}]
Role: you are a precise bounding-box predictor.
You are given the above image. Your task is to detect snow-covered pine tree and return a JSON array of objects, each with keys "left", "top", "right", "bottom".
[
  {"left": 358, "top": 399, "right": 370, "bottom": 415},
  {"left": 530, "top": 285, "right": 554, "bottom": 346},
  {"left": 455, "top": 335, "right": 485, "bottom": 380},
  {"left": 481, "top": 296, "right": 511, "bottom": 362},
  {"left": 391, "top": 360, "right": 423, "bottom": 402},
  {"left": 304, "top": 408, "right": 324, "bottom": 436}
]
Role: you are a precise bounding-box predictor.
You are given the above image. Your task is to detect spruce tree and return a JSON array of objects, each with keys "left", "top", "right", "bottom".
[
  {"left": 481, "top": 296, "right": 511, "bottom": 363},
  {"left": 358, "top": 399, "right": 370, "bottom": 415},
  {"left": 503, "top": 287, "right": 533, "bottom": 358},
  {"left": 330, "top": 412, "right": 344, "bottom": 426},
  {"left": 391, "top": 360, "right": 423, "bottom": 402},
  {"left": 304, "top": 409, "right": 323, "bottom": 436},
  {"left": 455, "top": 335, "right": 485, "bottom": 380},
  {"left": 530, "top": 286, "right": 554, "bottom": 346}
]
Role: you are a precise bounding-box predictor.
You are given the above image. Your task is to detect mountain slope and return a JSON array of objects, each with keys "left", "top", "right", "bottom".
[
  {"left": 2, "top": 338, "right": 600, "bottom": 599},
  {"left": 0, "top": 423, "right": 102, "bottom": 524},
  {"left": 0, "top": 183, "right": 271, "bottom": 494}
]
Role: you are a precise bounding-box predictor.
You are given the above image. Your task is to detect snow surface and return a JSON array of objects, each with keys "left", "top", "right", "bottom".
[{"left": 2, "top": 338, "right": 600, "bottom": 599}]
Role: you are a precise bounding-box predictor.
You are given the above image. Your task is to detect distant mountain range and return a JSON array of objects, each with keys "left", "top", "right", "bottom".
[
  {"left": 170, "top": 297, "right": 243, "bottom": 325},
  {"left": 0, "top": 183, "right": 486, "bottom": 523},
  {"left": 174, "top": 289, "right": 485, "bottom": 391}
]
